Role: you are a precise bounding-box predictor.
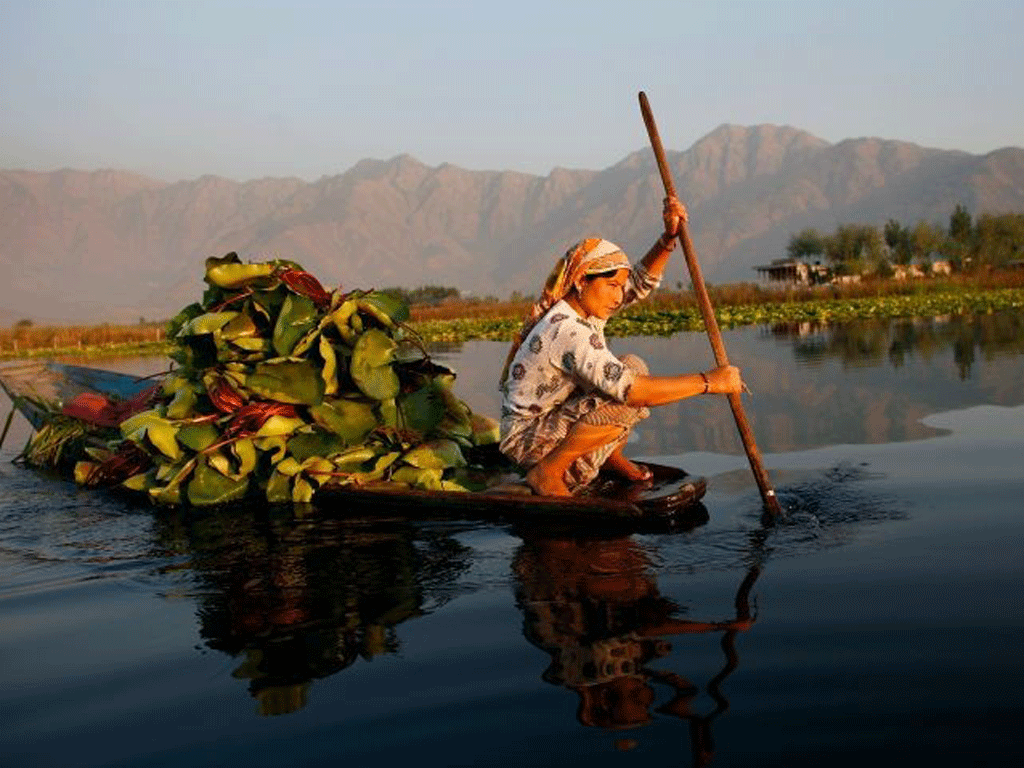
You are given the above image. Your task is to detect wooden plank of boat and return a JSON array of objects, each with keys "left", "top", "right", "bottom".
[{"left": 1, "top": 360, "right": 707, "bottom": 523}]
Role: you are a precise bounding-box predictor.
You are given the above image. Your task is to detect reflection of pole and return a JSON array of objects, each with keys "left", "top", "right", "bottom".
[{"left": 706, "top": 564, "right": 761, "bottom": 718}]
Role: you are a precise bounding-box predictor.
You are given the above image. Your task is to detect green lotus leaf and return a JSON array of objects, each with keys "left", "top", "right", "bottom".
[
  {"left": 379, "top": 398, "right": 399, "bottom": 429},
  {"left": 394, "top": 382, "right": 446, "bottom": 436},
  {"left": 246, "top": 359, "right": 325, "bottom": 405},
  {"left": 318, "top": 335, "right": 338, "bottom": 395},
  {"left": 177, "top": 423, "right": 219, "bottom": 452},
  {"left": 328, "top": 298, "right": 359, "bottom": 343},
  {"left": 120, "top": 409, "right": 163, "bottom": 436},
  {"left": 438, "top": 386, "right": 474, "bottom": 439},
  {"left": 232, "top": 438, "right": 257, "bottom": 477},
  {"left": 273, "top": 294, "right": 319, "bottom": 357},
  {"left": 179, "top": 312, "right": 239, "bottom": 338},
  {"left": 251, "top": 286, "right": 286, "bottom": 318},
  {"left": 187, "top": 457, "right": 249, "bottom": 506},
  {"left": 332, "top": 447, "right": 378, "bottom": 473},
  {"left": 255, "top": 435, "right": 289, "bottom": 463},
  {"left": 122, "top": 471, "right": 156, "bottom": 492},
  {"left": 402, "top": 439, "right": 466, "bottom": 470},
  {"left": 275, "top": 457, "right": 303, "bottom": 477},
  {"left": 166, "top": 384, "right": 198, "bottom": 420},
  {"left": 265, "top": 470, "right": 292, "bottom": 503},
  {"left": 300, "top": 457, "right": 334, "bottom": 487},
  {"left": 341, "top": 450, "right": 400, "bottom": 483},
  {"left": 292, "top": 475, "right": 315, "bottom": 503},
  {"left": 207, "top": 449, "right": 233, "bottom": 477},
  {"left": 228, "top": 336, "right": 271, "bottom": 353},
  {"left": 288, "top": 430, "right": 349, "bottom": 462},
  {"left": 146, "top": 421, "right": 182, "bottom": 460},
  {"left": 120, "top": 410, "right": 181, "bottom": 461},
  {"left": 253, "top": 414, "right": 307, "bottom": 438},
  {"left": 166, "top": 302, "right": 205, "bottom": 341},
  {"left": 151, "top": 482, "right": 182, "bottom": 506},
  {"left": 222, "top": 311, "right": 259, "bottom": 340},
  {"left": 155, "top": 457, "right": 190, "bottom": 482},
  {"left": 161, "top": 373, "right": 192, "bottom": 398},
  {"left": 358, "top": 291, "right": 410, "bottom": 325},
  {"left": 151, "top": 459, "right": 197, "bottom": 506},
  {"left": 309, "top": 398, "right": 378, "bottom": 445},
  {"left": 350, "top": 329, "right": 399, "bottom": 400},
  {"left": 471, "top": 413, "right": 500, "bottom": 446},
  {"left": 390, "top": 465, "right": 443, "bottom": 491},
  {"left": 205, "top": 253, "right": 277, "bottom": 289}
]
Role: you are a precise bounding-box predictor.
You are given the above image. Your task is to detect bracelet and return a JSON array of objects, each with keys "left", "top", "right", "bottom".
[
  {"left": 700, "top": 371, "right": 710, "bottom": 394},
  {"left": 658, "top": 232, "right": 676, "bottom": 251}
]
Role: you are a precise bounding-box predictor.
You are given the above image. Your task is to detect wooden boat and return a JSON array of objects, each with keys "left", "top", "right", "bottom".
[{"left": 0, "top": 360, "right": 707, "bottom": 526}]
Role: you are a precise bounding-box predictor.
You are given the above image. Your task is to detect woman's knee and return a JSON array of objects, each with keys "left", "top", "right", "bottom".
[{"left": 620, "top": 353, "right": 649, "bottom": 376}]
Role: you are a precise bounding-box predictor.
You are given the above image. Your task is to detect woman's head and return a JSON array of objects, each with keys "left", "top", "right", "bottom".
[
  {"left": 572, "top": 267, "right": 631, "bottom": 319},
  {"left": 500, "top": 237, "right": 631, "bottom": 383}
]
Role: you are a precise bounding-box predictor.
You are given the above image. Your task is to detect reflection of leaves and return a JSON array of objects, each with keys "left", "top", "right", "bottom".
[{"left": 150, "top": 507, "right": 475, "bottom": 714}]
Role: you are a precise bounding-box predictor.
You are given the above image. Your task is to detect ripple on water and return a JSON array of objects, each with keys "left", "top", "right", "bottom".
[
  {"left": 0, "top": 461, "right": 184, "bottom": 598},
  {"left": 646, "top": 461, "right": 908, "bottom": 576}
]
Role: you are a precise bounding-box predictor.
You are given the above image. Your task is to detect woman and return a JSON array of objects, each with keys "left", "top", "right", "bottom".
[{"left": 499, "top": 197, "right": 743, "bottom": 497}]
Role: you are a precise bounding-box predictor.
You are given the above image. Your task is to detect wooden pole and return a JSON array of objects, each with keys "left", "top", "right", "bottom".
[{"left": 638, "top": 91, "right": 782, "bottom": 518}]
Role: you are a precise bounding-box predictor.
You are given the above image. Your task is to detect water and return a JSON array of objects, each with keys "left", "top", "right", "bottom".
[{"left": 2, "top": 313, "right": 1023, "bottom": 767}]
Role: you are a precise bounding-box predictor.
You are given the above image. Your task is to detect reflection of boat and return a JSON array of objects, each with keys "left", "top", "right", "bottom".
[{"left": 0, "top": 360, "right": 707, "bottom": 525}]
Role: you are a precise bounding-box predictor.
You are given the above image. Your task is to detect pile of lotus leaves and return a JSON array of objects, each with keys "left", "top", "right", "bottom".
[{"left": 72, "top": 253, "right": 501, "bottom": 507}]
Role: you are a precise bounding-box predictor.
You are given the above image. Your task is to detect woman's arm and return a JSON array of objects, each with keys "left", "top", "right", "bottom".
[
  {"left": 638, "top": 196, "right": 688, "bottom": 280},
  {"left": 626, "top": 365, "right": 742, "bottom": 407}
]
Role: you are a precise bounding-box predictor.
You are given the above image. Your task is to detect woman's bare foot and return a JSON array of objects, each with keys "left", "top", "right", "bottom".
[
  {"left": 604, "top": 450, "right": 653, "bottom": 483},
  {"left": 525, "top": 464, "right": 571, "bottom": 497}
]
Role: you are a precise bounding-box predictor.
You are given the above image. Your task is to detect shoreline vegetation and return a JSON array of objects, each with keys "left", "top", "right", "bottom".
[{"left": 3, "top": 272, "right": 1023, "bottom": 362}]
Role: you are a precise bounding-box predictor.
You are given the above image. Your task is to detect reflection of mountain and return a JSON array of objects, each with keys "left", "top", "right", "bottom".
[
  {"left": 152, "top": 509, "right": 472, "bottom": 716},
  {"left": 513, "top": 530, "right": 757, "bottom": 763}
]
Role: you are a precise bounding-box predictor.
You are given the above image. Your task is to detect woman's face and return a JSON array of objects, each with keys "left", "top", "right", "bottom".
[{"left": 575, "top": 268, "right": 629, "bottom": 319}]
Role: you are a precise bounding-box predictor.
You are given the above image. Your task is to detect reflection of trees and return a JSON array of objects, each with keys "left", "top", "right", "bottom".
[
  {"left": 774, "top": 310, "right": 1024, "bottom": 379},
  {"left": 513, "top": 530, "right": 758, "bottom": 765},
  {"left": 152, "top": 509, "right": 472, "bottom": 716}
]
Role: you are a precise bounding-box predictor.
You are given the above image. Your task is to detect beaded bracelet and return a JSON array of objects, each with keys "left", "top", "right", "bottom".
[{"left": 700, "top": 371, "right": 710, "bottom": 394}]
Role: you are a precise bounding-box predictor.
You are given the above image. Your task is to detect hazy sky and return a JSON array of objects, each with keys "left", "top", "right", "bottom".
[{"left": 2, "top": 0, "right": 1021, "bottom": 182}]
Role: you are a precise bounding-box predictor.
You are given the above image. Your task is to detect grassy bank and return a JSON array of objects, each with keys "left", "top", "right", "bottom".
[{"left": 3, "top": 274, "right": 1024, "bottom": 360}]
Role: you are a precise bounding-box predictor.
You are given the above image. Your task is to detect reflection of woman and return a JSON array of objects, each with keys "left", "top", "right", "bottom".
[
  {"left": 499, "top": 197, "right": 742, "bottom": 497},
  {"left": 513, "top": 534, "right": 754, "bottom": 737}
]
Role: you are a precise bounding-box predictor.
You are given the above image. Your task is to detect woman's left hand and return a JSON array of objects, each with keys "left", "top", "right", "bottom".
[{"left": 663, "top": 196, "right": 688, "bottom": 238}]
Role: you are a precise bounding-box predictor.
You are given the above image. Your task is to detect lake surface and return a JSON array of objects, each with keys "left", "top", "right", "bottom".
[{"left": 2, "top": 312, "right": 1023, "bottom": 767}]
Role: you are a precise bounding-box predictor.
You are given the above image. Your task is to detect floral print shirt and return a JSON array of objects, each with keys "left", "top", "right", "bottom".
[{"left": 500, "top": 263, "right": 660, "bottom": 421}]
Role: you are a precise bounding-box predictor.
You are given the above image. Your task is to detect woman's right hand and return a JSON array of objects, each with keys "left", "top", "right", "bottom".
[{"left": 704, "top": 365, "right": 743, "bottom": 395}]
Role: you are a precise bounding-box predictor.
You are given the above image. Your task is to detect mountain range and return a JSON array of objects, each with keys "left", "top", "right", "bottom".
[{"left": 3, "top": 124, "right": 1023, "bottom": 324}]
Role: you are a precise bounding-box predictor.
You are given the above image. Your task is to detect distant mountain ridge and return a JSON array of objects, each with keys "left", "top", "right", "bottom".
[{"left": 2, "top": 124, "right": 1023, "bottom": 324}]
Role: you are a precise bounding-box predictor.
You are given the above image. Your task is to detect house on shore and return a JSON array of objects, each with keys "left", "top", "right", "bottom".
[
  {"left": 754, "top": 259, "right": 830, "bottom": 285},
  {"left": 756, "top": 257, "right": 954, "bottom": 284}
]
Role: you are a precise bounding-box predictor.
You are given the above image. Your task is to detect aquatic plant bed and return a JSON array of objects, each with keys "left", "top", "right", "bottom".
[
  {"left": 3, "top": 288, "right": 1023, "bottom": 359},
  {"left": 412, "top": 287, "right": 1024, "bottom": 342}
]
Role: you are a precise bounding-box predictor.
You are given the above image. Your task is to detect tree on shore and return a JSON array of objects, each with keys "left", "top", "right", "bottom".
[
  {"left": 824, "top": 224, "right": 883, "bottom": 275},
  {"left": 787, "top": 228, "right": 826, "bottom": 261},
  {"left": 884, "top": 219, "right": 913, "bottom": 265}
]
